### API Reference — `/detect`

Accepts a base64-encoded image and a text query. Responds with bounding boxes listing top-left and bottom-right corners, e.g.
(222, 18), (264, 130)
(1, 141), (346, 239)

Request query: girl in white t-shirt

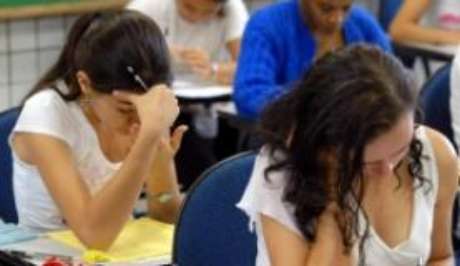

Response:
(10, 10), (185, 250)
(128, 0), (248, 85)
(237, 45), (459, 265)
(390, 0), (460, 44)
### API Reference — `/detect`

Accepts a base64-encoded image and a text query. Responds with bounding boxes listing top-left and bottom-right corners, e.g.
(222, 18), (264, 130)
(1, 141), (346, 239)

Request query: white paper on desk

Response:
(173, 80), (232, 99)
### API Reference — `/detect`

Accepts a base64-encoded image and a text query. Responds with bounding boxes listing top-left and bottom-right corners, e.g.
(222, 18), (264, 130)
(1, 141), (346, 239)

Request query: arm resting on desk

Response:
(390, 0), (460, 45)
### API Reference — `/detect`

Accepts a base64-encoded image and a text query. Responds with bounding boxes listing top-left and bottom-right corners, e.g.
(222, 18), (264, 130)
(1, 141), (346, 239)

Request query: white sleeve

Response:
(126, 0), (168, 31)
(223, 0), (249, 42)
(450, 47), (460, 148)
(237, 149), (302, 237)
(12, 90), (77, 147)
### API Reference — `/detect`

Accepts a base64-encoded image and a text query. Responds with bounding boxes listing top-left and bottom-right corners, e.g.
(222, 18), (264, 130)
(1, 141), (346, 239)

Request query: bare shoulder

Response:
(423, 126), (458, 193)
(423, 126), (457, 167)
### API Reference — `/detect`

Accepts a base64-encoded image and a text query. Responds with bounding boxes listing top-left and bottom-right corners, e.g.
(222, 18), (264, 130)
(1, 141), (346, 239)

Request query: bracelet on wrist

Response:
(149, 191), (174, 204)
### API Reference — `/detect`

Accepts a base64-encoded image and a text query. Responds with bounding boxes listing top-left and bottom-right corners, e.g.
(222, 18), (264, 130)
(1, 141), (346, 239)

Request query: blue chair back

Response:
(378, 0), (403, 31)
(0, 107), (20, 223)
(420, 63), (457, 152)
(173, 151), (257, 266)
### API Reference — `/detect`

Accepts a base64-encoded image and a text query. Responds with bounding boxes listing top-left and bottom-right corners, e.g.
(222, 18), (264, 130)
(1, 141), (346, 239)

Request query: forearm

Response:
(304, 238), (355, 266)
(305, 208), (356, 266)
(146, 158), (182, 223)
(77, 131), (161, 249)
(427, 256), (455, 266)
(390, 24), (460, 45)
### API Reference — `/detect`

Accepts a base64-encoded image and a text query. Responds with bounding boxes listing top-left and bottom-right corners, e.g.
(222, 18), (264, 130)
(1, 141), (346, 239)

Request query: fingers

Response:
(180, 48), (209, 66)
(191, 65), (211, 78)
(180, 47), (206, 58)
(170, 125), (188, 154)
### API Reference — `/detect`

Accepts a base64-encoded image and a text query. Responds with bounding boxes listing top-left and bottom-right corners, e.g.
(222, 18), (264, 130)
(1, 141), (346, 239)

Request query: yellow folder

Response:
(48, 218), (174, 263)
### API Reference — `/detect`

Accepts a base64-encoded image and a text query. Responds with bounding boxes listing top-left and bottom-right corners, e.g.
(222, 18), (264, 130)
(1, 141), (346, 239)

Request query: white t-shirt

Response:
(450, 47), (460, 149)
(237, 127), (439, 266)
(10, 90), (121, 232)
(127, 0), (248, 62)
(421, 0), (460, 30)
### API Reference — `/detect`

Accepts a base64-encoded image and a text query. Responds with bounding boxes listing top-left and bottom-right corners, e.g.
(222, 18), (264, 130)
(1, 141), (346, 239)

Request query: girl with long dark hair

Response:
(10, 10), (184, 250)
(238, 45), (458, 265)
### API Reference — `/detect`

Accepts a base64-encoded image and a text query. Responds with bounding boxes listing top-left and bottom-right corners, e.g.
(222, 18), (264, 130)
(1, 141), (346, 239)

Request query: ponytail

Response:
(22, 13), (100, 103)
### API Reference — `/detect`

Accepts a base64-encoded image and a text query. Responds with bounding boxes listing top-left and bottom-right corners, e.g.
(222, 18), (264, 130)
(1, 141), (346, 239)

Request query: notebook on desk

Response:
(48, 218), (173, 264)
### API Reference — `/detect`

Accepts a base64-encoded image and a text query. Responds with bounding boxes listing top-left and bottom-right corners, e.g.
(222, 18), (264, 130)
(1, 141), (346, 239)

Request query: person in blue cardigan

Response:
(234, 0), (392, 120)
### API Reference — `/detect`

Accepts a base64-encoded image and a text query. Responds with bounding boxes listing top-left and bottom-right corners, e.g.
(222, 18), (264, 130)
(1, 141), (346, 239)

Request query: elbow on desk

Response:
(148, 196), (183, 224)
(388, 24), (407, 43)
(71, 223), (120, 251)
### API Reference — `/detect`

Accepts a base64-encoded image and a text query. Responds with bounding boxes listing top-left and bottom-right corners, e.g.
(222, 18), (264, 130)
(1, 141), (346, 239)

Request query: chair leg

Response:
(422, 57), (432, 79)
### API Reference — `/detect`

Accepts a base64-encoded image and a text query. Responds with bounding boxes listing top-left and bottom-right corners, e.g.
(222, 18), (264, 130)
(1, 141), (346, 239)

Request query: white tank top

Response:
(237, 127), (439, 266)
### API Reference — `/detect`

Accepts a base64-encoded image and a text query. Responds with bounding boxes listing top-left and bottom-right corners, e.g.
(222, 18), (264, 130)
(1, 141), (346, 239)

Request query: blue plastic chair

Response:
(419, 63), (457, 152)
(173, 151), (257, 266)
(0, 107), (20, 223)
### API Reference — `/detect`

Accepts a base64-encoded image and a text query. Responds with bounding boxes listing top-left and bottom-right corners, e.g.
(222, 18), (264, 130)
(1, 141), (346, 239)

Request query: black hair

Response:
(259, 44), (428, 265)
(24, 9), (171, 102)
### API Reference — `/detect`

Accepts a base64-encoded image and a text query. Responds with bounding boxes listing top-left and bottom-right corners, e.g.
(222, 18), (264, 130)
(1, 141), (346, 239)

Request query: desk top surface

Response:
(1, 237), (171, 265)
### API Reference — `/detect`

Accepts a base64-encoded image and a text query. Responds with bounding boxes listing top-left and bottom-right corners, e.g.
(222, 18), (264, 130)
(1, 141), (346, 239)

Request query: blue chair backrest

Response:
(0, 107), (20, 223)
(378, 0), (403, 31)
(420, 63), (458, 152)
(173, 151), (257, 266)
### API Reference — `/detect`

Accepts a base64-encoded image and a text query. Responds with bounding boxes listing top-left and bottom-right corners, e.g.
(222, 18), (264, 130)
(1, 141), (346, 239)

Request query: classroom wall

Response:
(0, 16), (78, 111)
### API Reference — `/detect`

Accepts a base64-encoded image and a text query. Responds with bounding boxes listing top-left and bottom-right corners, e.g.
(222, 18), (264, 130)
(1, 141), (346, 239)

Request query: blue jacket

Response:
(234, 0), (392, 120)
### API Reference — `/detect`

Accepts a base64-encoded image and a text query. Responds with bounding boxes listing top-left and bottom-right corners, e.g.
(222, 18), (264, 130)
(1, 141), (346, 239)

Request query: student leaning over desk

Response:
(233, 0), (392, 121)
(127, 0), (248, 85)
(237, 45), (458, 265)
(127, 0), (249, 191)
(9, 10), (185, 250)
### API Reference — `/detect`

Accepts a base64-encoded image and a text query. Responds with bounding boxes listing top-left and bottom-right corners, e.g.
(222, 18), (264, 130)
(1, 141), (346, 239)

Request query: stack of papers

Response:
(48, 218), (174, 263)
(173, 80), (232, 99)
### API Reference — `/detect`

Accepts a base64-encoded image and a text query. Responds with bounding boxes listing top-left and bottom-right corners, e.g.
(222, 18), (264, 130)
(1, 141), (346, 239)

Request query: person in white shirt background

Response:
(128, 0), (248, 85)
(10, 10), (185, 250)
(127, 0), (249, 190)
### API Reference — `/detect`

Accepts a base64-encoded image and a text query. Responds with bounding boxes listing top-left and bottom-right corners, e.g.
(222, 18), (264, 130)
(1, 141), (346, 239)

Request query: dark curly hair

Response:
(259, 44), (428, 264)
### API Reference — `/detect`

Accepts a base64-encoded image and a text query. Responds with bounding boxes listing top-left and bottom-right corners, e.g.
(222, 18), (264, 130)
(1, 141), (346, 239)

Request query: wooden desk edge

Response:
(0, 0), (129, 21)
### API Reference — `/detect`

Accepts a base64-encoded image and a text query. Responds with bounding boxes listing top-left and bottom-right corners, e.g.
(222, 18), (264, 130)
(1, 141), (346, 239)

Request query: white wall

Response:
(0, 15), (79, 112)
